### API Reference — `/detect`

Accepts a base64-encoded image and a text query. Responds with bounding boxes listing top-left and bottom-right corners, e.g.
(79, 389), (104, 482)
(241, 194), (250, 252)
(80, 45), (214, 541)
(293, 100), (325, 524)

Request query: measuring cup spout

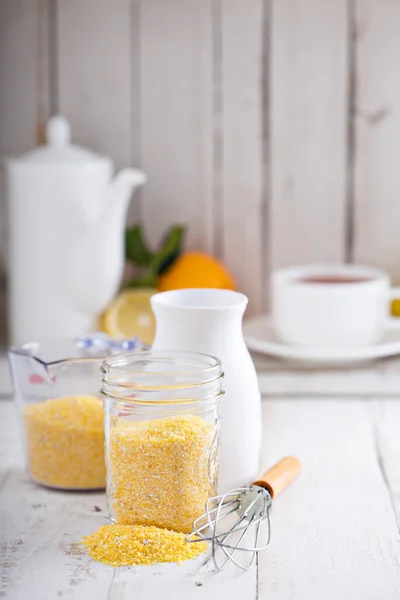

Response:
(8, 346), (57, 387)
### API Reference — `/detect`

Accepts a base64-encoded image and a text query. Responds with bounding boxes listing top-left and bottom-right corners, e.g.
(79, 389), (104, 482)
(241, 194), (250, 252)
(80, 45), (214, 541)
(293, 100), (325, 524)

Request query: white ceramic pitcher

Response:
(151, 288), (262, 492)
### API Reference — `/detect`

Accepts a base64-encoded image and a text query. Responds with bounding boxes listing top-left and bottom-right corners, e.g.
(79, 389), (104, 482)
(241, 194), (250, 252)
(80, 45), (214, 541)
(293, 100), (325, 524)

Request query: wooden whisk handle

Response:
(253, 457), (301, 499)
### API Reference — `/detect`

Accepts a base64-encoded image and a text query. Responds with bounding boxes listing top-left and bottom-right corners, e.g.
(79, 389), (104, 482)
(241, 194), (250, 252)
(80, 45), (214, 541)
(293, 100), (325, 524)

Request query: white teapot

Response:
(6, 116), (146, 344)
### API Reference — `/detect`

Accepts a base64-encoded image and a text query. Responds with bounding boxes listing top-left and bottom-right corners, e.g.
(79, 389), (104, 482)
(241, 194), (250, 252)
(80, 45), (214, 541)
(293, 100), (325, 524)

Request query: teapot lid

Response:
(13, 115), (111, 167)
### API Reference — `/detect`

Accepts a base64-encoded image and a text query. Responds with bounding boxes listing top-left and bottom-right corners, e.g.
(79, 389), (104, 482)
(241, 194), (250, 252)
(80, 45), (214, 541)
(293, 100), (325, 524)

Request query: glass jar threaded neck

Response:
(101, 350), (224, 406)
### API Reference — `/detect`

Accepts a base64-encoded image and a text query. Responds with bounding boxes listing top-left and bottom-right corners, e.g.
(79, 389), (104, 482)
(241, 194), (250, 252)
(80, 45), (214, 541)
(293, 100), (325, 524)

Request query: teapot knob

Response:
(46, 115), (71, 148)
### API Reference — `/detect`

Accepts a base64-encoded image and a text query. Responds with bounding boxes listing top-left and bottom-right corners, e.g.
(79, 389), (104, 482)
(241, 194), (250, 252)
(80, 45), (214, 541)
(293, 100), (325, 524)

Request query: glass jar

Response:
(8, 335), (145, 490)
(101, 351), (224, 534)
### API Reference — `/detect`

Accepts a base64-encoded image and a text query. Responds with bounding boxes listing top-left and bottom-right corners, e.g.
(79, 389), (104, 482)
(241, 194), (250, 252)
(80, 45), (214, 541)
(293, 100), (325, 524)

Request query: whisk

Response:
(186, 457), (301, 571)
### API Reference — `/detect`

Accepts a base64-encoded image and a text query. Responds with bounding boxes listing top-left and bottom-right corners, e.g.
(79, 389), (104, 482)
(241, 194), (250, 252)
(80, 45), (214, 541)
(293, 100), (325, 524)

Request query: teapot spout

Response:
(68, 167), (147, 317)
(102, 167), (147, 233)
(108, 168), (147, 209)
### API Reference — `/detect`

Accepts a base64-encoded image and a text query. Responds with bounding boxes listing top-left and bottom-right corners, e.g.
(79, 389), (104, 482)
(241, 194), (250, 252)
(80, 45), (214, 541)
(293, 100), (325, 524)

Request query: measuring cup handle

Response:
(253, 457), (302, 499)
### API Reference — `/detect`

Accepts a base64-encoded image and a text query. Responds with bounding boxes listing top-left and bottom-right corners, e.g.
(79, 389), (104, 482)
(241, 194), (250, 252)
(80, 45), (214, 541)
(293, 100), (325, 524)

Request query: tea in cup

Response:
(271, 264), (400, 348)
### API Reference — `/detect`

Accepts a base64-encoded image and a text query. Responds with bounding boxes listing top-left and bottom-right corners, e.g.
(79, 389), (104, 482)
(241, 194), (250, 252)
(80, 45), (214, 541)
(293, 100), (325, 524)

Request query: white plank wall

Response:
(0, 0), (50, 338)
(4, 0), (400, 324)
(354, 0), (400, 282)
(0, 0), (48, 155)
(139, 0), (214, 254)
(269, 0), (349, 270)
(220, 0), (265, 314)
(57, 0), (132, 171)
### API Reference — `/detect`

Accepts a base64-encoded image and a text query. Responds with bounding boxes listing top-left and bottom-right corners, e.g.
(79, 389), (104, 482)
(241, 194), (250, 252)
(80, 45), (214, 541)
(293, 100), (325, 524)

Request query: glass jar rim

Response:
(102, 350), (221, 380)
(101, 350), (224, 402)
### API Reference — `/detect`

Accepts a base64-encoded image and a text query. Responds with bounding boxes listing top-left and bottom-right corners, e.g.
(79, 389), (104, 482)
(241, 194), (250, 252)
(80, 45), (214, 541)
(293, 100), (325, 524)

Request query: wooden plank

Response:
(57, 0), (132, 172)
(3, 393), (400, 598)
(220, 0), (265, 315)
(139, 0), (214, 253)
(0, 402), (113, 599)
(0, 399), (257, 599)
(5, 345), (400, 401)
(0, 0), (47, 155)
(0, 354), (12, 398)
(0, 487), (113, 599)
(1, 474), (257, 600)
(255, 357), (400, 397)
(371, 399), (400, 526)
(269, 0), (349, 271)
(128, 0), (143, 225)
(111, 561), (256, 600)
(0, 402), (22, 469)
(353, 0), (400, 280)
(258, 398), (400, 599)
(0, 0), (50, 340)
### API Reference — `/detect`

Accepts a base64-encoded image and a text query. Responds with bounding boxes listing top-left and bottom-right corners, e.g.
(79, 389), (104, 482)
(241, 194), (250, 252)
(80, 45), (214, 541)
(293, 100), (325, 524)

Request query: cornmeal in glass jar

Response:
(109, 415), (215, 533)
(23, 395), (105, 489)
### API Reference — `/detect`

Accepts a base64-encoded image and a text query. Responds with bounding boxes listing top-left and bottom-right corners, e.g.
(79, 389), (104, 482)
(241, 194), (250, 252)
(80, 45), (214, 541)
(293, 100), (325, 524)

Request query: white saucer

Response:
(243, 315), (400, 365)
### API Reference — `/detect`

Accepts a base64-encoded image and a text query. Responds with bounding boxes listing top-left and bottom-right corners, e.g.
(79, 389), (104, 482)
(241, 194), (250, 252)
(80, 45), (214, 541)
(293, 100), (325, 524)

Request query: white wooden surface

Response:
(2, 367), (400, 599)
(6, 351), (400, 398)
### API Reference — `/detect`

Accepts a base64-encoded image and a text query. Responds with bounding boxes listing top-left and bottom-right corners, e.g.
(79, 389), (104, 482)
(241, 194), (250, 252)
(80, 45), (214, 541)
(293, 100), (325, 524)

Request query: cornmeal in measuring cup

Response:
(23, 395), (105, 489)
(109, 415), (214, 533)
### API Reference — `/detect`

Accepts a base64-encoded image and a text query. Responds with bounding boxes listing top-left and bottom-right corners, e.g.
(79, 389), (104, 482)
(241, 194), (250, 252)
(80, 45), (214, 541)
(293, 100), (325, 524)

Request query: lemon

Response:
(391, 298), (400, 317)
(101, 289), (156, 345)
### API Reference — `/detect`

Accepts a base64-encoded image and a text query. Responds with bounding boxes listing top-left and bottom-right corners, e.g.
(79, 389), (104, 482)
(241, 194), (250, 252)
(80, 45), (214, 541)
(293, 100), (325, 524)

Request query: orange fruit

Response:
(157, 251), (235, 292)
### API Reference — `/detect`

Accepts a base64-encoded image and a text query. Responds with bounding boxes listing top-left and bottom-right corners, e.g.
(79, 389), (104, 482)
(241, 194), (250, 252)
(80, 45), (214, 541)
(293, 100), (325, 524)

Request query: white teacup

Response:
(271, 264), (400, 348)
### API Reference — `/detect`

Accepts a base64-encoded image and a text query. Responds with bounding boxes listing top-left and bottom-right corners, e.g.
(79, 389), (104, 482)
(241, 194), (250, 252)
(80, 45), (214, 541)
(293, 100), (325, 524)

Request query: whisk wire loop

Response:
(186, 457), (301, 571)
(187, 485), (272, 571)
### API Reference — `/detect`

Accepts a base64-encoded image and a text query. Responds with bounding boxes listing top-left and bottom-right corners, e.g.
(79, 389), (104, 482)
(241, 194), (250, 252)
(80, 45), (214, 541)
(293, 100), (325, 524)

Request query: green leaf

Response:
(150, 225), (186, 275)
(125, 224), (153, 266)
(124, 224), (186, 290)
(126, 271), (158, 288)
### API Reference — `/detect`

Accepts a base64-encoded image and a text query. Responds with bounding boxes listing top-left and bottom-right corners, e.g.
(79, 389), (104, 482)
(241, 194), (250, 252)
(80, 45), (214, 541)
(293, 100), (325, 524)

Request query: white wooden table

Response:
(1, 359), (400, 599)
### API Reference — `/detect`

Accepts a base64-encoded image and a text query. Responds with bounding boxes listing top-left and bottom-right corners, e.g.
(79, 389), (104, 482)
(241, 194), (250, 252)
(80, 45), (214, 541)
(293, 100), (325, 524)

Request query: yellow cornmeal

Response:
(109, 415), (214, 533)
(23, 395), (105, 489)
(82, 524), (207, 566)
